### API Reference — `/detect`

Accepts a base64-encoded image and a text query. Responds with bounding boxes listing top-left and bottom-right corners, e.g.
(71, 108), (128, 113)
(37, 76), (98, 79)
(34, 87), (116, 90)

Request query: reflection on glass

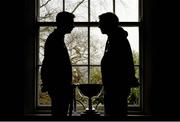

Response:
(65, 27), (88, 65)
(91, 0), (113, 22)
(90, 66), (102, 84)
(72, 66), (88, 84)
(39, 0), (63, 22)
(90, 27), (107, 65)
(65, 0), (88, 22)
(115, 0), (139, 22)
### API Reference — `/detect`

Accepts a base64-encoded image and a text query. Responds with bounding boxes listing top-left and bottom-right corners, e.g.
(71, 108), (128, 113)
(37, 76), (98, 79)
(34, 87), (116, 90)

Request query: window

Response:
(36, 0), (142, 113)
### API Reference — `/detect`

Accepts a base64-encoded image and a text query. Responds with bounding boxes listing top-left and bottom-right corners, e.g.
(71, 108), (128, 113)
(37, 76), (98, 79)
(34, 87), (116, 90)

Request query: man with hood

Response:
(98, 12), (138, 118)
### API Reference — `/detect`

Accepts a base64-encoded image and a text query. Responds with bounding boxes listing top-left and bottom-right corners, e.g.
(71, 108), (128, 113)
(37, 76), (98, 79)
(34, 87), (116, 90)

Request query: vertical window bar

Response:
(113, 0), (115, 13)
(36, 0), (40, 21)
(63, 0), (65, 11)
(88, 27), (90, 83)
(88, 0), (90, 22)
(35, 0), (40, 109)
(139, 0), (143, 22)
(139, 0), (143, 110)
(88, 0), (90, 83)
(35, 25), (40, 109)
(139, 0), (143, 109)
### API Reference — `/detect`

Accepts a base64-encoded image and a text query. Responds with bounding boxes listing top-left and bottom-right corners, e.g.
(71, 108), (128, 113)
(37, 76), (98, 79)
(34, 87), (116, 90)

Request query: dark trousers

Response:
(104, 88), (130, 118)
(48, 86), (73, 118)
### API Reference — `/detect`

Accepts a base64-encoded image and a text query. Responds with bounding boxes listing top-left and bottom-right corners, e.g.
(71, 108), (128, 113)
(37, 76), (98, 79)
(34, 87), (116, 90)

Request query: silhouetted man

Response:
(40, 11), (75, 118)
(99, 12), (138, 118)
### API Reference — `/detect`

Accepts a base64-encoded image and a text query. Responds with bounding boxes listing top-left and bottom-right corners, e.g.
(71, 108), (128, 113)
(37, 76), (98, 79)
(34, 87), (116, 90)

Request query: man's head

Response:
(56, 11), (75, 33)
(98, 12), (119, 34)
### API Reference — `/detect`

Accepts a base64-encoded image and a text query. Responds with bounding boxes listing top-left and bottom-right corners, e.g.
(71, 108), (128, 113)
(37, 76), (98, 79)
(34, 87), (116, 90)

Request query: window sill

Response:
(24, 111), (151, 121)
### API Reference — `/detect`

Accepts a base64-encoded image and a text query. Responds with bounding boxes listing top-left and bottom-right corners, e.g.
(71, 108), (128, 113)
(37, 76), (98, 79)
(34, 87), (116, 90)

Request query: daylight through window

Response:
(36, 0), (142, 112)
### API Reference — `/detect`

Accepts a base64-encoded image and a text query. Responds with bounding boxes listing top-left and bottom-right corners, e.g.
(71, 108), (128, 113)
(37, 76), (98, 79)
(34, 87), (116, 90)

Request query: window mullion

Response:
(63, 0), (65, 11)
(88, 0), (90, 83)
(113, 0), (115, 13)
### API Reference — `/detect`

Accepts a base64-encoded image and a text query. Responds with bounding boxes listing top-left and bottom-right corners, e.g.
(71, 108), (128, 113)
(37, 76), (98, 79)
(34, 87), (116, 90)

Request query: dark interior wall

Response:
(140, 0), (180, 118)
(24, 0), (36, 115)
(151, 1), (180, 119)
(0, 0), (24, 118)
(0, 0), (35, 119)
(1, 0), (180, 120)
(142, 0), (152, 115)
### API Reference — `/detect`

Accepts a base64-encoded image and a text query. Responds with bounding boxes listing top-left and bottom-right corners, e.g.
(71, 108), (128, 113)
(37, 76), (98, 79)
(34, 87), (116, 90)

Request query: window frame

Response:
(34, 0), (143, 114)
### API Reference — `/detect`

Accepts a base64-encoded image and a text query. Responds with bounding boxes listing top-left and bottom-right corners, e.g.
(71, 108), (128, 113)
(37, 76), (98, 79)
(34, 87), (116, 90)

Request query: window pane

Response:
(37, 66), (51, 106)
(90, 66), (102, 84)
(128, 66), (140, 105)
(123, 27), (139, 65)
(65, 0), (88, 22)
(72, 66), (88, 84)
(38, 66), (89, 106)
(115, 0), (139, 22)
(39, 27), (88, 65)
(91, 0), (113, 22)
(128, 87), (140, 105)
(90, 27), (107, 65)
(65, 27), (88, 65)
(39, 27), (55, 65)
(39, 0), (63, 22)
(90, 27), (139, 65)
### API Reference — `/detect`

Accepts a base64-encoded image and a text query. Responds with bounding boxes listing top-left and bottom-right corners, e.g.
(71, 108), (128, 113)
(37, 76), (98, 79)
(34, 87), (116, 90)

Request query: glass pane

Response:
(72, 66), (88, 84)
(65, 27), (88, 65)
(90, 66), (104, 113)
(128, 66), (140, 105)
(135, 65), (139, 80)
(128, 87), (140, 105)
(115, 0), (139, 22)
(39, 0), (63, 22)
(39, 27), (88, 65)
(91, 0), (113, 22)
(90, 66), (102, 84)
(37, 66), (51, 106)
(65, 0), (88, 22)
(90, 27), (139, 65)
(90, 27), (107, 65)
(123, 27), (139, 61)
(38, 66), (89, 106)
(39, 27), (55, 65)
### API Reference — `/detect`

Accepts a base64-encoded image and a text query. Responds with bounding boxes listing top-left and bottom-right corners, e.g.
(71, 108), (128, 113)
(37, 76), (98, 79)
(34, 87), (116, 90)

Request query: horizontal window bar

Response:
(37, 22), (141, 27)
(37, 64), (140, 67)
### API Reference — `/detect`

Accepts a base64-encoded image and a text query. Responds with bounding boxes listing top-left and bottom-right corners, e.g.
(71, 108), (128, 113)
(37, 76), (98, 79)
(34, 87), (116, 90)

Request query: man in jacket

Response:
(99, 12), (138, 118)
(41, 11), (75, 118)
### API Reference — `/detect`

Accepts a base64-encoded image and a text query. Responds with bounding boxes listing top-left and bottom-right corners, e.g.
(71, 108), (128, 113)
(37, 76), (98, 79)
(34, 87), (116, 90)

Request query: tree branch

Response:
(71, 0), (85, 13)
(40, 0), (52, 8)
